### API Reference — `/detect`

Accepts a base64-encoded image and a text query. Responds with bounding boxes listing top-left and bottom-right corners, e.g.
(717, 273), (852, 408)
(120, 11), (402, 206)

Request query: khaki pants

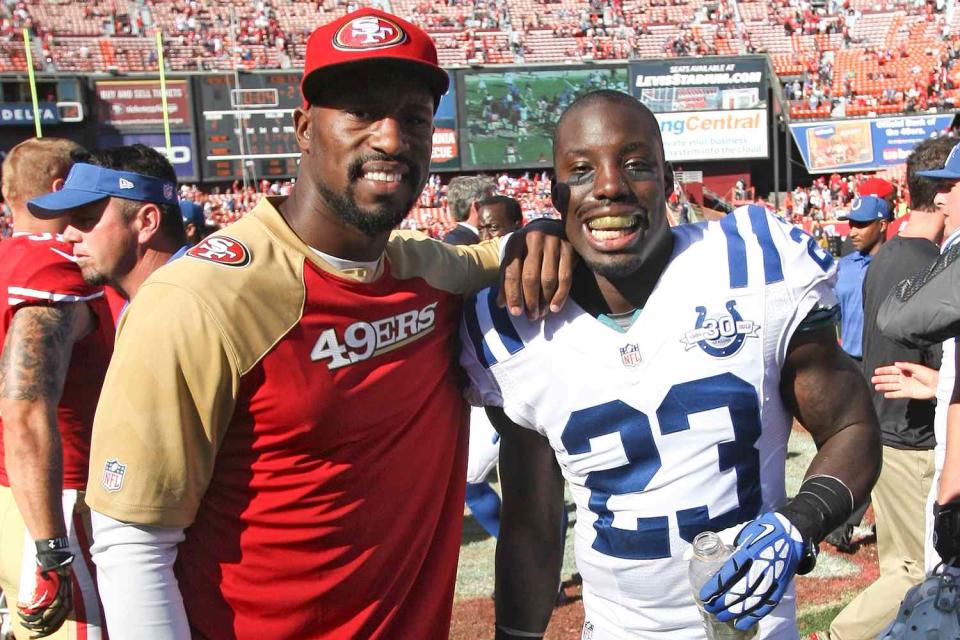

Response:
(0, 485), (104, 640)
(828, 446), (934, 640)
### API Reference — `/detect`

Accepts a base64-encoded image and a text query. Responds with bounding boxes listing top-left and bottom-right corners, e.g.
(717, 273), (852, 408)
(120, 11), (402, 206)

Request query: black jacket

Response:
(443, 223), (480, 246)
(878, 240), (960, 349)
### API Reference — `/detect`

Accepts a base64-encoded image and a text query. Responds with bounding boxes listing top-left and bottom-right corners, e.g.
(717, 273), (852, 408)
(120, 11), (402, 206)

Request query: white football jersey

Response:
(460, 207), (837, 639)
(467, 405), (501, 484)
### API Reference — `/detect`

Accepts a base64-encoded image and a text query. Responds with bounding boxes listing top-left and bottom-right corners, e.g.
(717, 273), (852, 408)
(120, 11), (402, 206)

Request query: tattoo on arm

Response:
(0, 305), (78, 403)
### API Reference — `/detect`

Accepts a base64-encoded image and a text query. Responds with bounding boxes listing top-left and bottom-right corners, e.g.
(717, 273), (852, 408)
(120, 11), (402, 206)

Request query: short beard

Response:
(584, 254), (646, 280)
(317, 154), (420, 238)
(79, 266), (109, 287)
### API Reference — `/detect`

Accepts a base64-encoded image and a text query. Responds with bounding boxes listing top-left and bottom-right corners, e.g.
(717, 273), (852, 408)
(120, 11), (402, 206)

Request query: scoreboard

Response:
(196, 73), (302, 181)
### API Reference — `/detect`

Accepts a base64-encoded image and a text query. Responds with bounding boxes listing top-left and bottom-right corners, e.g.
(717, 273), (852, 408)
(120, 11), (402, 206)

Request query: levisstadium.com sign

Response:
(629, 57), (769, 162)
(630, 57), (768, 113)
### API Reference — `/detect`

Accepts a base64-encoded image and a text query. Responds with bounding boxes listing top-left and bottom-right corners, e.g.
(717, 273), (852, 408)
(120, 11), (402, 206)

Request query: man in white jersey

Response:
(460, 91), (882, 639)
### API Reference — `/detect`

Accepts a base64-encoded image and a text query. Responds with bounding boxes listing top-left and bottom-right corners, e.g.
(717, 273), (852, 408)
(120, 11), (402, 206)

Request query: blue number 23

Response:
(560, 373), (762, 560)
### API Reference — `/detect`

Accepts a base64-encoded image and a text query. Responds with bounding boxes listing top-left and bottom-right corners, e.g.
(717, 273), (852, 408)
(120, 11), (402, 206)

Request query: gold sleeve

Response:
(85, 282), (240, 528)
(387, 231), (501, 295)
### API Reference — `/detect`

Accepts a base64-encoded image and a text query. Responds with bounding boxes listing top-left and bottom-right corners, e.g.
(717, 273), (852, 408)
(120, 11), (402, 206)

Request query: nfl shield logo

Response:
(101, 458), (127, 492)
(619, 343), (642, 368)
(163, 183), (175, 201)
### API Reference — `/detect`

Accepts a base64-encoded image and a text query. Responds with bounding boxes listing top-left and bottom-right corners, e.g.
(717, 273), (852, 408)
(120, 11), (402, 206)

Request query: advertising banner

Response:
(431, 72), (459, 171)
(789, 114), (956, 173)
(459, 65), (629, 170)
(0, 102), (60, 126)
(657, 109), (768, 162)
(627, 58), (769, 162)
(94, 79), (193, 128)
(630, 57), (767, 113)
(98, 131), (199, 181)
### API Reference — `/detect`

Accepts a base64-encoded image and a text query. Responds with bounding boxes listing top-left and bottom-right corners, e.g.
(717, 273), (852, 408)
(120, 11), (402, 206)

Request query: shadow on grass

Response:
(824, 528), (877, 556)
(462, 516), (493, 545)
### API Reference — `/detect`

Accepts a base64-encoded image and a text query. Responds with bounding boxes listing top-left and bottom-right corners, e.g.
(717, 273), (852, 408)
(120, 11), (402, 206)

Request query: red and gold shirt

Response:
(87, 198), (502, 639)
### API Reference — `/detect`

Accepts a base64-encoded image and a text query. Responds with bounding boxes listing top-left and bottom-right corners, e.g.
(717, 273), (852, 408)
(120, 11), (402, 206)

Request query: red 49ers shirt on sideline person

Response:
(0, 232), (114, 489)
(85, 197), (503, 639)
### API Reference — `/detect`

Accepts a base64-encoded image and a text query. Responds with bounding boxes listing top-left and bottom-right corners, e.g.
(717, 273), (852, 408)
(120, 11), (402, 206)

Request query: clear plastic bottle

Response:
(688, 531), (759, 640)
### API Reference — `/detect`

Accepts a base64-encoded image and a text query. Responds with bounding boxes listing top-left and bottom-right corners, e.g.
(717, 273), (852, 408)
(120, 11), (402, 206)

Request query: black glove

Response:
(934, 500), (960, 567)
(17, 538), (73, 639)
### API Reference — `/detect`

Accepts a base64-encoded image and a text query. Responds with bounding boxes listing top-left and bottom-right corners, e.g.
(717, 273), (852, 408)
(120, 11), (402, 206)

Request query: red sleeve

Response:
(7, 240), (103, 311)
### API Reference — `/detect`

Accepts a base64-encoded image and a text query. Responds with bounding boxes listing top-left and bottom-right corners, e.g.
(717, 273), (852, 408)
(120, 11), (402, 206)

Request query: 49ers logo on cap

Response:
(334, 15), (407, 50)
(187, 236), (251, 268)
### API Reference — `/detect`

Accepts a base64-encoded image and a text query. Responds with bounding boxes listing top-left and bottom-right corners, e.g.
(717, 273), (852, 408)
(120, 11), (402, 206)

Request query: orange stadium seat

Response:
(0, 0), (952, 120)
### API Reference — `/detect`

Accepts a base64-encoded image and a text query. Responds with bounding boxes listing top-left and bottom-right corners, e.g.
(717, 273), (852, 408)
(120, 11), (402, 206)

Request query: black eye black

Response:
(567, 166), (593, 184)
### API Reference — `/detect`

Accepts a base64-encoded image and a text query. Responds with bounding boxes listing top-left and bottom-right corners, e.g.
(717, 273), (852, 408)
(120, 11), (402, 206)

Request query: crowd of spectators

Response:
(3, 0), (959, 123)
(784, 172), (899, 221)
(0, 165), (929, 243)
(784, 32), (960, 117)
(164, 171), (558, 240)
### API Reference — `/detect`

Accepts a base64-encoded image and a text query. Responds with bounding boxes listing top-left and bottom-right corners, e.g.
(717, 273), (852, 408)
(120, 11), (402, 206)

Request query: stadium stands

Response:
(166, 165), (899, 240)
(171, 170), (556, 238)
(1, 0), (958, 120)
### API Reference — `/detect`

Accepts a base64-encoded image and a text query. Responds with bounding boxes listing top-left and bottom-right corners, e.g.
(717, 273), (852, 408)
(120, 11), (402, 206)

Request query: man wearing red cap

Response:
(859, 177), (904, 239)
(84, 8), (571, 640)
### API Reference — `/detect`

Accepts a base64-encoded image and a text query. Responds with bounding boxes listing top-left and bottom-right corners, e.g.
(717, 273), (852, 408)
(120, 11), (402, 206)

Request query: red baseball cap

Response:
(301, 8), (449, 108)
(858, 177), (894, 200)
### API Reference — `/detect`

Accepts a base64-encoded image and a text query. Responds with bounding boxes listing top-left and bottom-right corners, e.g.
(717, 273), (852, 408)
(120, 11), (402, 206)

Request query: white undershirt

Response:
(308, 247), (381, 273)
(91, 511), (189, 639)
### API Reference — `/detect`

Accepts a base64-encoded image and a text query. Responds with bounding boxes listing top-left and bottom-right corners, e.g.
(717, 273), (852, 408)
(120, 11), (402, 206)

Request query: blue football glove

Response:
(699, 512), (806, 631)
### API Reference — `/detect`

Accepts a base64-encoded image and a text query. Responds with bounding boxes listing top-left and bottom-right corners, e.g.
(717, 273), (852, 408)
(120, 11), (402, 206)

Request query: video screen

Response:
(460, 66), (629, 170)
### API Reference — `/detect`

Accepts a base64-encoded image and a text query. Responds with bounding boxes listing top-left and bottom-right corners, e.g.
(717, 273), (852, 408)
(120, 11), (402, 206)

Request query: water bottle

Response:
(688, 531), (758, 640)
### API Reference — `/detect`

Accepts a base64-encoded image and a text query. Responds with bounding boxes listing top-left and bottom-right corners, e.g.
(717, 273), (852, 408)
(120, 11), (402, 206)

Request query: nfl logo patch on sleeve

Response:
(101, 458), (127, 492)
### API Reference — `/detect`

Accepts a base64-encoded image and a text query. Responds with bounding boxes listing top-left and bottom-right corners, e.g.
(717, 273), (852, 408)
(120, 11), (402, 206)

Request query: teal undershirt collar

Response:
(596, 308), (643, 333)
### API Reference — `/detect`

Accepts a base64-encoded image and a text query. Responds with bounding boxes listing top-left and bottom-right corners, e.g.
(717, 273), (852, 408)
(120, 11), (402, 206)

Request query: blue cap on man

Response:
(27, 163), (178, 218)
(916, 142), (960, 180)
(179, 200), (205, 229)
(839, 195), (892, 223)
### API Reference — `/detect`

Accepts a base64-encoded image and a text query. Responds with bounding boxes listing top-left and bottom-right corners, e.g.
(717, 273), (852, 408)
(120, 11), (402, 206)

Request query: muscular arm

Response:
(780, 325), (882, 524)
(0, 303), (93, 539)
(487, 407), (566, 640)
